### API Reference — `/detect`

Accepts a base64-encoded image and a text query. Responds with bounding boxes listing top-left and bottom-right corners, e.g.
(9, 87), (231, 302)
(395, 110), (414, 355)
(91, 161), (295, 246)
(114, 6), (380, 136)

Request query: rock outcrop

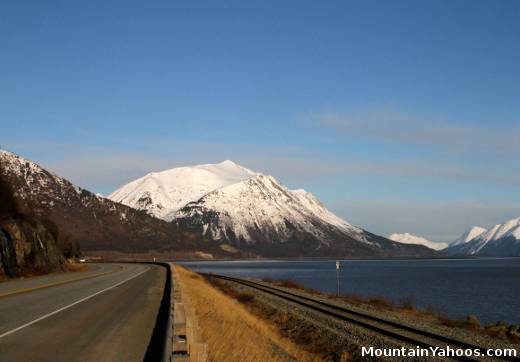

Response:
(0, 167), (71, 278)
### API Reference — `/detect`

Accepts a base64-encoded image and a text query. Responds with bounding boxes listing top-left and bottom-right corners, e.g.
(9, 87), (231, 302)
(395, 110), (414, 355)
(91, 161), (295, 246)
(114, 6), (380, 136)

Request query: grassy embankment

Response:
(175, 265), (317, 362)
(208, 277), (353, 361)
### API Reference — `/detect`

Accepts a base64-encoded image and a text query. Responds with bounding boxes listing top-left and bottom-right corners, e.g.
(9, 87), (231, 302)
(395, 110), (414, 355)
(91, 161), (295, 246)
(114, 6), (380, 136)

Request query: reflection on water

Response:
(181, 258), (520, 324)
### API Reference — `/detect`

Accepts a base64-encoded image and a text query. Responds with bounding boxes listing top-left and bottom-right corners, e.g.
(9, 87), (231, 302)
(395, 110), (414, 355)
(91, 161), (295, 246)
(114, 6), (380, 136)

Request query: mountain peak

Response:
(109, 160), (373, 247)
(479, 216), (520, 244)
(450, 226), (487, 246)
(106, 159), (437, 256)
(108, 160), (258, 220)
(219, 159), (237, 165)
(388, 232), (448, 251)
(445, 216), (520, 256)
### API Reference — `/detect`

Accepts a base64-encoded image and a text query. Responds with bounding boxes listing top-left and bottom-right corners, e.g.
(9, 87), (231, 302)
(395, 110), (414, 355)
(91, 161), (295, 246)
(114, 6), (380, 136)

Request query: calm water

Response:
(181, 258), (520, 324)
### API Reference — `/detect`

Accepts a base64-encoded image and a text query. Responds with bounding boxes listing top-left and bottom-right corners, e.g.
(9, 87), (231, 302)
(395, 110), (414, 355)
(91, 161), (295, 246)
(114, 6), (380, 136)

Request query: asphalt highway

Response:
(0, 263), (165, 362)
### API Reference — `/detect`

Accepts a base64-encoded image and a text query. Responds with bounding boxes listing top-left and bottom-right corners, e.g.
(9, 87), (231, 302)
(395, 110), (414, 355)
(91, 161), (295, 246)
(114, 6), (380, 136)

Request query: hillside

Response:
(0, 150), (236, 259)
(0, 170), (69, 277)
(445, 217), (520, 256)
(449, 226), (487, 247)
(111, 161), (435, 258)
(388, 233), (448, 251)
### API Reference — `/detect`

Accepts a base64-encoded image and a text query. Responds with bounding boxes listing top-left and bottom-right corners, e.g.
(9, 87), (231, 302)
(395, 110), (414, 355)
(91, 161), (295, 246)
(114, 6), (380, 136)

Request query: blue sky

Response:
(1, 0), (519, 242)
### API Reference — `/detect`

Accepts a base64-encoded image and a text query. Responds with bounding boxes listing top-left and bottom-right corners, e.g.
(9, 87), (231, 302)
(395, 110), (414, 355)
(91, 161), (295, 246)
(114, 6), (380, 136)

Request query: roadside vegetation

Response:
(203, 274), (519, 361)
(175, 266), (317, 362)
(207, 277), (352, 361)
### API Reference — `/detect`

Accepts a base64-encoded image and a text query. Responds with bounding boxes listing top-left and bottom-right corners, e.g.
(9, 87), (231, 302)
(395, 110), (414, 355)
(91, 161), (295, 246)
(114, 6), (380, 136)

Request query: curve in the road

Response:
(0, 266), (148, 339)
(0, 263), (166, 362)
(0, 267), (118, 298)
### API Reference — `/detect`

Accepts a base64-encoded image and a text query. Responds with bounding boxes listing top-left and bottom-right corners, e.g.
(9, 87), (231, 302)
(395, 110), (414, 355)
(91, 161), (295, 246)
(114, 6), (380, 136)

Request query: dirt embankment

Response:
(175, 265), (317, 361)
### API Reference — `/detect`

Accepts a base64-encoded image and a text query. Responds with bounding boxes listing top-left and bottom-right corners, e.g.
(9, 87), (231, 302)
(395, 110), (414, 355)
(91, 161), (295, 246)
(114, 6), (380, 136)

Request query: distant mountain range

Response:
(109, 160), (434, 257)
(388, 233), (448, 250)
(5, 149), (517, 258)
(449, 226), (487, 246)
(445, 218), (520, 256)
(390, 221), (520, 256)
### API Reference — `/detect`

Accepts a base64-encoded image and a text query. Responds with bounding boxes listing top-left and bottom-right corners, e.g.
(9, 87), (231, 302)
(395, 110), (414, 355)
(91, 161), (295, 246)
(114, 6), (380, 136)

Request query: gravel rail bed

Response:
(263, 280), (519, 354)
(205, 274), (519, 362)
(207, 276), (437, 361)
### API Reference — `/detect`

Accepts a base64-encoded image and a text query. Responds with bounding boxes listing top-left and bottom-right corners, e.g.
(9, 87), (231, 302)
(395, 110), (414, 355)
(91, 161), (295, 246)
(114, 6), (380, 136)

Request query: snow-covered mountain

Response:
(449, 226), (487, 246)
(108, 160), (258, 221)
(175, 173), (366, 245)
(110, 161), (434, 257)
(388, 233), (448, 251)
(0, 149), (224, 257)
(445, 217), (520, 256)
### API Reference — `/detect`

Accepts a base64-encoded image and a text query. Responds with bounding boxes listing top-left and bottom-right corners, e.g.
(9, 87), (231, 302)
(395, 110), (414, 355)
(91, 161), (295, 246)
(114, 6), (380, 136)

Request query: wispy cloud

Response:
(4, 135), (519, 196)
(332, 199), (520, 242)
(42, 154), (180, 194)
(3, 140), (322, 193)
(4, 136), (519, 242)
(318, 107), (520, 155)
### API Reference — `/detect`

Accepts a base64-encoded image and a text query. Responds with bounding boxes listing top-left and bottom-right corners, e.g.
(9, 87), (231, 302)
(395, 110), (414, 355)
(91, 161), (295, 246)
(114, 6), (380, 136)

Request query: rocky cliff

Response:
(0, 171), (72, 278)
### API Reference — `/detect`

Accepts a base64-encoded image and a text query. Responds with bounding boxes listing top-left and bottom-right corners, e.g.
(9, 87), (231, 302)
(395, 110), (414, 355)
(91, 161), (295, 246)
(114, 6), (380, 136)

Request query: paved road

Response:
(0, 263), (113, 295)
(0, 263), (166, 362)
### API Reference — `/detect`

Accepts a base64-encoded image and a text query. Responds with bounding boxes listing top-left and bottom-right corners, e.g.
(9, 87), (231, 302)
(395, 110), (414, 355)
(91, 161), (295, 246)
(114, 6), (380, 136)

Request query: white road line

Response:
(0, 266), (150, 339)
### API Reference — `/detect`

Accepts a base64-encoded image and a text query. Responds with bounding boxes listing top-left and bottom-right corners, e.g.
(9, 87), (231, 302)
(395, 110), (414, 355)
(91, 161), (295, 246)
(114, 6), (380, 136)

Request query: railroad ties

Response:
(204, 273), (519, 362)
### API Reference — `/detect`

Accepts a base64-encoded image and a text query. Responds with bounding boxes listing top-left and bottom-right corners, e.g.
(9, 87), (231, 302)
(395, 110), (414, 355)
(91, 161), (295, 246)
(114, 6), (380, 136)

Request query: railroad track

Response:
(203, 273), (518, 362)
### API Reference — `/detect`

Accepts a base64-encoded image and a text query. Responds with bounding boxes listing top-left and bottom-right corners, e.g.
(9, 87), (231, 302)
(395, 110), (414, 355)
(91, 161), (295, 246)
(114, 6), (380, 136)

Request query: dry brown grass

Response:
(209, 277), (352, 361)
(175, 265), (317, 362)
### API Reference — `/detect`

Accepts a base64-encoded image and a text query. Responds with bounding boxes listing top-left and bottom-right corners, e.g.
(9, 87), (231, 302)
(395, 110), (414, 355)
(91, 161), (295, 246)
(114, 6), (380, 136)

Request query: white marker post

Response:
(336, 260), (341, 297)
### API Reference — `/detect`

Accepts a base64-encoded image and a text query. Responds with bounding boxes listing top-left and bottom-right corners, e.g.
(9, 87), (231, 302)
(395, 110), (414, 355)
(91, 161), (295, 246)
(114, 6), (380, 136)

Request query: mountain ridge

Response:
(450, 226), (487, 246)
(111, 160), (435, 257)
(0, 150), (233, 258)
(445, 217), (520, 256)
(108, 160), (258, 221)
(388, 232), (448, 251)
(1, 150), (435, 258)
(0, 168), (70, 277)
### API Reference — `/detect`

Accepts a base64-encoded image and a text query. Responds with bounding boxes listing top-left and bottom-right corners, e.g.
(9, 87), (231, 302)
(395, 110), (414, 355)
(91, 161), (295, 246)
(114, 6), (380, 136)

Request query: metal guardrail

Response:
(171, 264), (208, 362)
(110, 261), (205, 361)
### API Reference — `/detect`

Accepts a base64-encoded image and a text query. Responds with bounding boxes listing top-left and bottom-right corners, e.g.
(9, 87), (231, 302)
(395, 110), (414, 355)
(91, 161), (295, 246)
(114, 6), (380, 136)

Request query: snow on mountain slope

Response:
(290, 188), (359, 235)
(445, 216), (520, 256)
(110, 160), (435, 256)
(0, 149), (66, 195)
(174, 174), (367, 245)
(479, 217), (520, 243)
(466, 217), (520, 254)
(110, 160), (368, 244)
(0, 149), (222, 256)
(388, 233), (448, 250)
(108, 160), (257, 220)
(0, 150), (433, 257)
(450, 226), (487, 246)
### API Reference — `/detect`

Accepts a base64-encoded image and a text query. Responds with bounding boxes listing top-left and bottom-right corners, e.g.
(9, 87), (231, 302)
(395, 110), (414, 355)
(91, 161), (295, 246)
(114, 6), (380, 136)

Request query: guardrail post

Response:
(170, 264), (208, 362)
